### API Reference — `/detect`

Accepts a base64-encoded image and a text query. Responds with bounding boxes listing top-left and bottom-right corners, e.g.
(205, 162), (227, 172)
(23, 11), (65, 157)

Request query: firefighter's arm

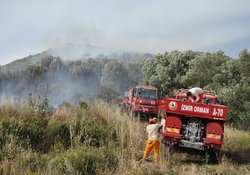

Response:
(189, 96), (195, 103)
(194, 93), (199, 103)
(158, 125), (163, 133)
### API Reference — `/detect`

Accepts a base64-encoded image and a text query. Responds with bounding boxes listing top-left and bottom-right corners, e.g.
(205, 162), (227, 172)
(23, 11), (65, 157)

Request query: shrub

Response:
(80, 120), (113, 147)
(48, 146), (117, 175)
(0, 118), (19, 149)
(17, 117), (45, 151)
(45, 120), (71, 152)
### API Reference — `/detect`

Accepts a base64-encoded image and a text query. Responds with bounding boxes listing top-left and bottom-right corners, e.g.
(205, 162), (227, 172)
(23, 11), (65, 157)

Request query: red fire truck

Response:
(158, 89), (227, 163)
(122, 85), (158, 119)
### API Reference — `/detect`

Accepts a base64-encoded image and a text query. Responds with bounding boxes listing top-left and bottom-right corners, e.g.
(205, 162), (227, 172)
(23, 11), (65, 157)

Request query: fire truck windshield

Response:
(136, 88), (158, 100)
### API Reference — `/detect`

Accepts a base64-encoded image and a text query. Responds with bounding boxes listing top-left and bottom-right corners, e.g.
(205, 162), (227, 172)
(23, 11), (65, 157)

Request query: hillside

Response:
(46, 43), (154, 61)
(0, 101), (249, 174)
(0, 52), (49, 74)
(0, 44), (154, 74)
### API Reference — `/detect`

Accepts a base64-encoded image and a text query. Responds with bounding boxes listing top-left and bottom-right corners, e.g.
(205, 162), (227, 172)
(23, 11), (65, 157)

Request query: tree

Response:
(101, 60), (131, 93)
(142, 50), (197, 93)
(212, 59), (241, 88)
(184, 51), (230, 87)
(239, 49), (250, 83)
(124, 61), (144, 85)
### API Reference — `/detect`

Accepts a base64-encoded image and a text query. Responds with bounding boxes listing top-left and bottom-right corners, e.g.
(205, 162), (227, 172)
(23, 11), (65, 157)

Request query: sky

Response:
(0, 0), (250, 65)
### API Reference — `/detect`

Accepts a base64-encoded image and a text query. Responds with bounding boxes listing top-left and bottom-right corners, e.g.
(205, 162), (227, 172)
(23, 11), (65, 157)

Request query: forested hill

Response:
(0, 49), (249, 129)
(0, 56), (142, 106)
(0, 44), (154, 74)
(0, 52), (48, 74)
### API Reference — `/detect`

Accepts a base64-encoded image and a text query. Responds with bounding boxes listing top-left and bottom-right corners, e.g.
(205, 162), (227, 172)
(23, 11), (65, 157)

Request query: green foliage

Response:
(212, 59), (241, 87)
(101, 60), (131, 92)
(0, 117), (45, 152)
(184, 51), (230, 87)
(80, 120), (113, 147)
(124, 61), (144, 85)
(15, 151), (47, 173)
(142, 50), (198, 93)
(239, 49), (250, 79)
(0, 118), (19, 141)
(45, 120), (71, 151)
(48, 146), (117, 175)
(17, 117), (45, 151)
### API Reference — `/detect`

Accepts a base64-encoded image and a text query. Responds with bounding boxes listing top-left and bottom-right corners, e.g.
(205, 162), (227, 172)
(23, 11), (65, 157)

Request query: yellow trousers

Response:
(143, 140), (160, 163)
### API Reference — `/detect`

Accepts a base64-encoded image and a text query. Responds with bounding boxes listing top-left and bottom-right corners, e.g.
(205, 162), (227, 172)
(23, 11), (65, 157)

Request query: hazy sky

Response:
(0, 0), (250, 65)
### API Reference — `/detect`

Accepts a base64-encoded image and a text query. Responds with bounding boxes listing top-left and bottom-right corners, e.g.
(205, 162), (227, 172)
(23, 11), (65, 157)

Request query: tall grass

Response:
(0, 101), (249, 174)
(91, 101), (147, 174)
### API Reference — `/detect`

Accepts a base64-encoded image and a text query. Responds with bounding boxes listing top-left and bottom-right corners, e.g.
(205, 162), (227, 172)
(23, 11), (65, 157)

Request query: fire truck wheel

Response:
(204, 149), (220, 164)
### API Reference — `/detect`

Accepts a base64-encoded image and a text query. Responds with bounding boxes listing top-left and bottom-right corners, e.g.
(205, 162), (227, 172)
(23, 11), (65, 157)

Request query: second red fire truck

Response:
(122, 85), (159, 119)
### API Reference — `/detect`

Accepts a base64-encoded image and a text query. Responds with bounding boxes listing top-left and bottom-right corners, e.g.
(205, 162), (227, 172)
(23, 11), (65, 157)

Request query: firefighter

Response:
(186, 87), (204, 103)
(143, 117), (163, 163)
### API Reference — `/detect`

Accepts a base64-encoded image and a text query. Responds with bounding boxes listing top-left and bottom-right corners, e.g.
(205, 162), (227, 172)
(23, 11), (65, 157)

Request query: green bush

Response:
(0, 118), (19, 149)
(45, 120), (71, 152)
(80, 120), (114, 147)
(48, 146), (117, 175)
(17, 117), (45, 151)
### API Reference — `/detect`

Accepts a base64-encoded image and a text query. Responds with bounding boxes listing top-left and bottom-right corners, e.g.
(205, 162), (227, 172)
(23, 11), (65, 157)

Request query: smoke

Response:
(0, 58), (102, 107)
(0, 52), (146, 107)
(44, 70), (100, 106)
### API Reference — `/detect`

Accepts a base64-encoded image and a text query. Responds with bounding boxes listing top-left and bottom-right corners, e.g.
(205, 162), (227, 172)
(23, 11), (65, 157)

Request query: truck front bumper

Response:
(132, 105), (158, 114)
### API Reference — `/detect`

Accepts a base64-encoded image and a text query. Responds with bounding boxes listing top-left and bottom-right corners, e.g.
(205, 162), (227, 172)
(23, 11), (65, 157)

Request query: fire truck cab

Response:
(122, 85), (158, 119)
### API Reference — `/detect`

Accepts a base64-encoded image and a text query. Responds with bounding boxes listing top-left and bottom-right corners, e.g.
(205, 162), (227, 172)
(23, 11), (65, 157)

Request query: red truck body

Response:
(158, 89), (228, 163)
(122, 85), (158, 118)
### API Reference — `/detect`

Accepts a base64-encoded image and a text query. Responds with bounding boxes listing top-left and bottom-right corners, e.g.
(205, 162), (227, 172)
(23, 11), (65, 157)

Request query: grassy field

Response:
(0, 101), (249, 174)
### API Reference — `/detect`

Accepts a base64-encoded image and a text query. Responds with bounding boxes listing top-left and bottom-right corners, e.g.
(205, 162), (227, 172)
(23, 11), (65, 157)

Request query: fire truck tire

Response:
(205, 149), (220, 164)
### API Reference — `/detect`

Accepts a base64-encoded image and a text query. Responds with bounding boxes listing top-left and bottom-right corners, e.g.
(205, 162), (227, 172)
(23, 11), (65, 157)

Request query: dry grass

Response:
(52, 103), (76, 123)
(0, 101), (249, 174)
(91, 101), (146, 160)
